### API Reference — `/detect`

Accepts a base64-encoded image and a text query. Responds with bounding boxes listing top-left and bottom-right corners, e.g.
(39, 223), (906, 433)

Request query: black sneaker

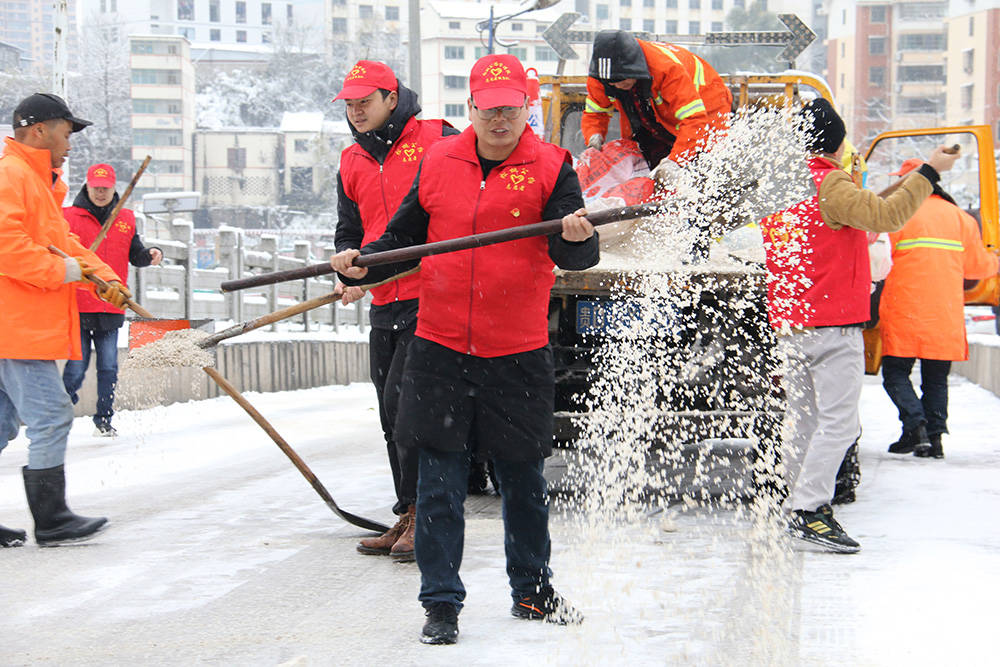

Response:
(512, 586), (583, 625)
(1, 524), (27, 548)
(916, 433), (944, 459)
(420, 602), (459, 645)
(788, 504), (860, 554)
(888, 425), (928, 454)
(93, 423), (118, 438)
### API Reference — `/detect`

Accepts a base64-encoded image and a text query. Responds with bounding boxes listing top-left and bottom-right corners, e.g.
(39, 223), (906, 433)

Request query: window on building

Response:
(209, 0), (220, 22)
(841, 42), (845, 57)
(643, 19), (655, 32)
(177, 0), (193, 20)
(474, 46), (489, 58)
(968, 16), (974, 36)
(236, 1), (246, 24)
(359, 5), (373, 19)
(449, 21), (460, 29)
(444, 75), (465, 89)
(178, 27), (194, 40)
(596, 4), (608, 20)
(535, 45), (559, 61)
(689, 21), (700, 35)
(898, 33), (945, 51)
(870, 6), (887, 23)
(869, 36), (885, 55)
(690, 0), (700, 8)
(840, 73), (845, 88)
(262, 3), (271, 25)
(444, 103), (466, 117)
(666, 20), (677, 33)
(667, 0), (678, 8)
(294, 139), (309, 153)
(133, 129), (183, 146)
(711, 21), (722, 32)
(511, 23), (523, 31)
(899, 3), (946, 20)
(100, 0), (105, 11)
(332, 18), (346, 33)
(262, 32), (271, 44)
(131, 69), (182, 85)
(386, 6), (399, 20)
(444, 45), (464, 59)
(236, 30), (247, 43)
(645, 0), (655, 7)
(228, 148), (247, 169)
(620, 18), (631, 30)
(900, 96), (943, 114)
(897, 64), (945, 82)
(733, 0), (744, 7)
(287, 4), (293, 20)
(111, 0), (117, 10)
(575, 0), (589, 16)
(963, 49), (974, 73)
(868, 66), (885, 86)
(210, 28), (221, 41)
(961, 84), (973, 109)
(503, 47), (524, 59)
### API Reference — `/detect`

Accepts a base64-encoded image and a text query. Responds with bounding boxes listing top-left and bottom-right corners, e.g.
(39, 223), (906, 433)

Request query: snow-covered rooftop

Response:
(280, 111), (324, 133)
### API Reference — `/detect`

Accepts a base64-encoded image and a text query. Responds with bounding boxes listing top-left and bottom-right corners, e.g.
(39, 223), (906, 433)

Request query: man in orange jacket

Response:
(0, 93), (131, 548)
(880, 159), (999, 459)
(582, 30), (732, 168)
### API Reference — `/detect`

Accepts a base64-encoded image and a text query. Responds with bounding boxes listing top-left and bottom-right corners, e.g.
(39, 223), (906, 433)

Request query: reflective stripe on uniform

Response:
(653, 93), (665, 105)
(584, 97), (614, 115)
(675, 98), (706, 119)
(653, 43), (682, 65)
(894, 237), (964, 251)
(693, 58), (706, 89)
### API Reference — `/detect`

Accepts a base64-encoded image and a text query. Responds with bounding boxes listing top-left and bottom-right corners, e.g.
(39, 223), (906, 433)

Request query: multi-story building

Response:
(826, 0), (1000, 146)
(0, 0), (78, 74)
(129, 34), (196, 195)
(0, 39), (22, 71)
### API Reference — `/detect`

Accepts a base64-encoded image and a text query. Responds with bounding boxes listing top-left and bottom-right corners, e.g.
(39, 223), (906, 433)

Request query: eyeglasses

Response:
(472, 104), (523, 120)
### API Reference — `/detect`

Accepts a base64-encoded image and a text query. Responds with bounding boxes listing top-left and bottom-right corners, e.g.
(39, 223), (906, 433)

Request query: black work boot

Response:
(1, 523), (27, 548)
(888, 424), (929, 454)
(23, 465), (108, 546)
(421, 602), (459, 645)
(919, 433), (944, 459)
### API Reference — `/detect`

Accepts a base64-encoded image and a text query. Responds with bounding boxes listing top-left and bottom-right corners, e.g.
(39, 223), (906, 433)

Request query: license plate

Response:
(575, 299), (671, 335)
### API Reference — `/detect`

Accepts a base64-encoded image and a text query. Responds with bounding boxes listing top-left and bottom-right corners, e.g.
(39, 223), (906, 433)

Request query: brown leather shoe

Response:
(357, 512), (407, 555)
(390, 505), (416, 562)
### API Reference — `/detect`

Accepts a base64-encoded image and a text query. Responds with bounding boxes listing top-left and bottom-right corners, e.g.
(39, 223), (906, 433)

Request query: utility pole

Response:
(408, 0), (421, 96)
(53, 0), (70, 177)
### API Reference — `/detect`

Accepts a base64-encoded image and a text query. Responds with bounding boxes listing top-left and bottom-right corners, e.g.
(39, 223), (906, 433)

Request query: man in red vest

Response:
(331, 54), (595, 644)
(62, 163), (162, 437)
(761, 98), (958, 553)
(333, 60), (458, 562)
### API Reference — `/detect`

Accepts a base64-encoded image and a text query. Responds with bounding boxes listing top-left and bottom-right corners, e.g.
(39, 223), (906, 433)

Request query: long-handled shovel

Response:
(220, 203), (663, 292)
(203, 366), (391, 534)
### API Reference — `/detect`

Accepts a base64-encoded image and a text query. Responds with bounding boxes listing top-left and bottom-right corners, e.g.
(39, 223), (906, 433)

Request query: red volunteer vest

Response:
(63, 206), (135, 314)
(415, 127), (570, 357)
(761, 156), (870, 329)
(339, 117), (448, 306)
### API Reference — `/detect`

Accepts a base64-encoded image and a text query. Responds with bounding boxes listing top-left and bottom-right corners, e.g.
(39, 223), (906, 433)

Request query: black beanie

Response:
(798, 98), (846, 154)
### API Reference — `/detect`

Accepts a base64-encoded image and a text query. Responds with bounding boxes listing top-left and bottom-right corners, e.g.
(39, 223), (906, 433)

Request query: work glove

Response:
(651, 157), (681, 188)
(586, 134), (604, 151)
(97, 280), (132, 309)
(64, 258), (97, 284)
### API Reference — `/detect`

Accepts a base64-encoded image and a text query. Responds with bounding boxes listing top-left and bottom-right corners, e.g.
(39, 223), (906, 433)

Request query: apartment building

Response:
(0, 0), (78, 74)
(129, 34), (196, 195)
(827, 0), (1000, 145)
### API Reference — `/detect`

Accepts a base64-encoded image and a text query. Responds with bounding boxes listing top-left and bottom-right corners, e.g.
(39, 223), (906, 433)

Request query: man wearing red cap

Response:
(2, 93), (128, 548)
(62, 163), (162, 437)
(332, 60), (458, 562)
(331, 54), (596, 644)
(879, 158), (999, 459)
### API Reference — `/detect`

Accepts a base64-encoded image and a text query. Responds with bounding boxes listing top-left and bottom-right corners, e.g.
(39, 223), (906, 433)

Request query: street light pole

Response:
(477, 0), (562, 55)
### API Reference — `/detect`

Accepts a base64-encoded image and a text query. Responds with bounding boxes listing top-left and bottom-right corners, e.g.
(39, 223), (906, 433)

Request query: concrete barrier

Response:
(64, 339), (370, 418)
(953, 339), (1000, 397)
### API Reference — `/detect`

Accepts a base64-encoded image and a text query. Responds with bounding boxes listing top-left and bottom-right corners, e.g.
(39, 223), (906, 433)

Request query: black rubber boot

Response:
(888, 424), (929, 454)
(22, 465), (108, 546)
(1, 523), (27, 548)
(421, 602), (459, 645)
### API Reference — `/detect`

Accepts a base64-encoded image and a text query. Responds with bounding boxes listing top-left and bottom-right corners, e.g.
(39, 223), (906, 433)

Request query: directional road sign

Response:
(541, 12), (816, 64)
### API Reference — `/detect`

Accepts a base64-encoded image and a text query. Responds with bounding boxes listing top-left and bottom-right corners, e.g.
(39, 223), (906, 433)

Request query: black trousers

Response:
(370, 323), (417, 514)
(881, 355), (951, 437)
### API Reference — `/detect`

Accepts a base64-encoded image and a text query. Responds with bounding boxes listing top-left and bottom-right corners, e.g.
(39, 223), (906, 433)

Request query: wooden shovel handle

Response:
(48, 244), (156, 319)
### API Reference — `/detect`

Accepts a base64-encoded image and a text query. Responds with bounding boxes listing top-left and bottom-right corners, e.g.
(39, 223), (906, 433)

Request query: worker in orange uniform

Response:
(879, 158), (1000, 459)
(581, 30), (732, 168)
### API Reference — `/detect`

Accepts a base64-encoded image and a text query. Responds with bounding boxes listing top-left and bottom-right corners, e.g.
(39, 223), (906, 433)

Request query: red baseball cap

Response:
(333, 60), (398, 101)
(470, 54), (528, 109)
(86, 163), (116, 188)
(891, 157), (923, 177)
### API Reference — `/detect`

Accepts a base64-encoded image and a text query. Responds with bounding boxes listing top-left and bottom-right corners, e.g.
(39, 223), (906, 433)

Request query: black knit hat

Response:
(798, 98), (846, 155)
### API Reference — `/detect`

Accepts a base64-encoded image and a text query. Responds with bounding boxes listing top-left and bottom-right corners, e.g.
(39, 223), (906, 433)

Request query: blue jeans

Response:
(62, 327), (119, 427)
(0, 359), (74, 469)
(415, 446), (552, 611)
(881, 356), (951, 436)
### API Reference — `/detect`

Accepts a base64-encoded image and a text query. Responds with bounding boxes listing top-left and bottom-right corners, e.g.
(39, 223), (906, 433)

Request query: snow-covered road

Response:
(1, 375), (997, 665)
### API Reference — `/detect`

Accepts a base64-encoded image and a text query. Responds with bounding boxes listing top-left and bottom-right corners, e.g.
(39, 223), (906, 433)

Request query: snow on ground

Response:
(1, 374), (998, 665)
